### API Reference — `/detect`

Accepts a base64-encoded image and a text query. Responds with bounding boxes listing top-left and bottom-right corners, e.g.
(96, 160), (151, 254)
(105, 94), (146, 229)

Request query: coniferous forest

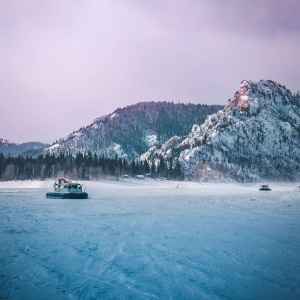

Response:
(48, 102), (223, 160)
(0, 152), (184, 181)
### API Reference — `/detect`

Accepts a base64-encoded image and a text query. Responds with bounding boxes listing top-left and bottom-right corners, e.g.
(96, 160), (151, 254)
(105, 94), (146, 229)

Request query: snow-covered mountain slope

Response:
(0, 139), (49, 157)
(44, 102), (222, 160)
(141, 80), (300, 181)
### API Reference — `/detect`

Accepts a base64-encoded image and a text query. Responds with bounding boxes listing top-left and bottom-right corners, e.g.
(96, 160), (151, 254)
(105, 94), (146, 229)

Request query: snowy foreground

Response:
(0, 179), (299, 299)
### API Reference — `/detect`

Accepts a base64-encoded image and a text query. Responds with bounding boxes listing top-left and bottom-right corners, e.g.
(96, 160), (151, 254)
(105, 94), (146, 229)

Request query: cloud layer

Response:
(1, 0), (299, 143)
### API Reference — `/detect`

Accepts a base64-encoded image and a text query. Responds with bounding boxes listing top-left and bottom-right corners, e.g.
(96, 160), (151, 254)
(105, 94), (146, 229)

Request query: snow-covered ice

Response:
(0, 180), (300, 299)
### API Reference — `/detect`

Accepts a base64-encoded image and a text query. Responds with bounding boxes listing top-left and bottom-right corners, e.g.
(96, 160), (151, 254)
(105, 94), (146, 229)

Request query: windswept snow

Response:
(0, 180), (300, 299)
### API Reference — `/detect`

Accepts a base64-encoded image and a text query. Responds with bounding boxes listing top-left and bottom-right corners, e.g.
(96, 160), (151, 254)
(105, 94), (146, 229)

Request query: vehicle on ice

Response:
(46, 178), (88, 199)
(259, 184), (271, 191)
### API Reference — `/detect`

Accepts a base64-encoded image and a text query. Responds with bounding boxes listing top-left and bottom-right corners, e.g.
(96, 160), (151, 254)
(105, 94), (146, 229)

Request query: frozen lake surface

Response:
(0, 179), (300, 299)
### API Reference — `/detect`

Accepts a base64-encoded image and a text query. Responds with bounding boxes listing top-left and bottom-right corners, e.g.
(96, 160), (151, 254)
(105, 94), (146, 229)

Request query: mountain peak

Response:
(224, 79), (292, 115)
(225, 80), (252, 112)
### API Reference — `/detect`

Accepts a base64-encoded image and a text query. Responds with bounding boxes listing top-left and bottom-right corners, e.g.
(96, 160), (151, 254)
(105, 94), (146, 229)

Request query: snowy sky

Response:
(1, 0), (300, 144)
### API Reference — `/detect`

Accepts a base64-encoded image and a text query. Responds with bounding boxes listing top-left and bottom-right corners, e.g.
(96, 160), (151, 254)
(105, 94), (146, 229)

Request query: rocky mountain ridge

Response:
(141, 80), (300, 181)
(2, 80), (299, 182)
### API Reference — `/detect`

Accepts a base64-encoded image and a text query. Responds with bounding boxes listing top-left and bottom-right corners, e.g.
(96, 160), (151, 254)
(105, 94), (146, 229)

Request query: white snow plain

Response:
(0, 179), (299, 299)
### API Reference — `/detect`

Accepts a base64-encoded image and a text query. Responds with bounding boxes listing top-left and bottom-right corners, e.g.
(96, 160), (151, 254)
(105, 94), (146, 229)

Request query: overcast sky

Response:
(1, 0), (300, 144)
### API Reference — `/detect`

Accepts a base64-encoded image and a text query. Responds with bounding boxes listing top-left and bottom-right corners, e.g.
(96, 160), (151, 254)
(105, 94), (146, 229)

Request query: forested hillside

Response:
(0, 139), (49, 157)
(46, 102), (222, 160)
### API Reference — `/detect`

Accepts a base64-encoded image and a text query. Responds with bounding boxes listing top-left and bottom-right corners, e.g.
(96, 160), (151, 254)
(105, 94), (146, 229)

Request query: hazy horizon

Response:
(1, 0), (299, 144)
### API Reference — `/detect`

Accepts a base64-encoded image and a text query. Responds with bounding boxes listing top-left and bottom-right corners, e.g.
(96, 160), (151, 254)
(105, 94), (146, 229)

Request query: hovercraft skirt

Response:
(46, 192), (88, 199)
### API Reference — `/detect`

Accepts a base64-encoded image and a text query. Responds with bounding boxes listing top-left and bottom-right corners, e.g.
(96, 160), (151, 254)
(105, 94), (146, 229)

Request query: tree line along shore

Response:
(0, 152), (184, 181)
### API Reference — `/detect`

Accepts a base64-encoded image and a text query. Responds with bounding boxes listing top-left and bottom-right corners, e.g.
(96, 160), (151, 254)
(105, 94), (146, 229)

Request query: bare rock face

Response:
(141, 80), (300, 182)
(225, 80), (251, 112)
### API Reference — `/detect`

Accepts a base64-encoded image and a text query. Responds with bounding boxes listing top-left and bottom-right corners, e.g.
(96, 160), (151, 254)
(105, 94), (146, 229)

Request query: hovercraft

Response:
(46, 178), (88, 199)
(259, 183), (271, 191)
